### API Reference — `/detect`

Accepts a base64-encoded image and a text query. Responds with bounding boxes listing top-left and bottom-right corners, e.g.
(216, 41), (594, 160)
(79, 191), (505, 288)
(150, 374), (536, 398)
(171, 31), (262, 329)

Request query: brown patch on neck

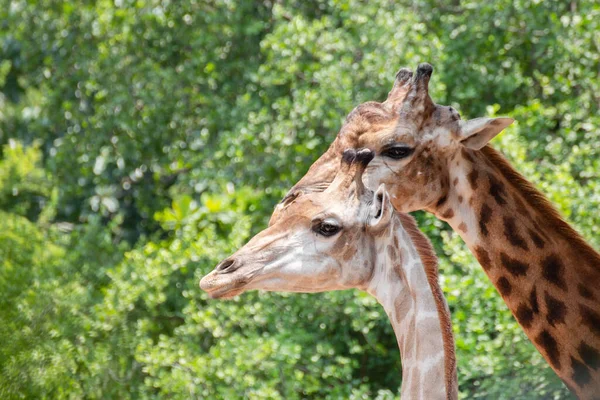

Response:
(480, 146), (600, 267)
(397, 213), (457, 399)
(468, 146), (600, 395)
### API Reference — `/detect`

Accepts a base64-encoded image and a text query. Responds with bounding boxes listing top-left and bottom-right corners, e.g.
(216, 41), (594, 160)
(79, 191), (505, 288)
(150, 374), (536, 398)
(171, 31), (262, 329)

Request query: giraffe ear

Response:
(458, 117), (514, 150)
(368, 184), (392, 231)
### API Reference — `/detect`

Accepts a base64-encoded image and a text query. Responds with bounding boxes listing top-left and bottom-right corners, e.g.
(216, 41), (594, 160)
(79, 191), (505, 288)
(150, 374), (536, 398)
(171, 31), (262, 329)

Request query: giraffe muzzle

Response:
(200, 255), (265, 299)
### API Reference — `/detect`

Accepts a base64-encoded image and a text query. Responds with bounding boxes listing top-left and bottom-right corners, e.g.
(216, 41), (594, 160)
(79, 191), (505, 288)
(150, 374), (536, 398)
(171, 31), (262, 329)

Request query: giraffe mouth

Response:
(205, 285), (246, 299)
(200, 266), (260, 299)
(200, 277), (248, 299)
(200, 268), (256, 299)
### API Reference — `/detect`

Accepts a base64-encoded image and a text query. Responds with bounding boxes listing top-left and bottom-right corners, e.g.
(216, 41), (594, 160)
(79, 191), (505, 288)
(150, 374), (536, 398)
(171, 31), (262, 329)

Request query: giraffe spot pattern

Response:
(458, 222), (468, 233)
(580, 304), (600, 337)
(441, 208), (454, 219)
(467, 169), (479, 190)
(479, 203), (492, 237)
(530, 287), (540, 314)
(500, 252), (529, 277)
(503, 216), (529, 250)
(453, 177), (459, 187)
(435, 194), (448, 208)
(571, 356), (592, 387)
(515, 303), (534, 328)
(578, 284), (594, 300)
(474, 246), (492, 271)
(497, 277), (512, 296)
(535, 330), (561, 370)
(458, 195), (463, 203)
(488, 175), (507, 205)
(394, 294), (410, 325)
(579, 342), (600, 370)
(528, 229), (545, 249)
(513, 196), (530, 217)
(387, 244), (398, 260)
(461, 148), (475, 163)
(544, 292), (567, 326)
(541, 254), (567, 291)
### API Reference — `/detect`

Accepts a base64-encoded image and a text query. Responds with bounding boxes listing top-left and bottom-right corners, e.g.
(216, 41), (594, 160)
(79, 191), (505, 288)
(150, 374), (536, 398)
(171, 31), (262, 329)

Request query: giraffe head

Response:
(271, 63), (514, 222)
(200, 149), (395, 298)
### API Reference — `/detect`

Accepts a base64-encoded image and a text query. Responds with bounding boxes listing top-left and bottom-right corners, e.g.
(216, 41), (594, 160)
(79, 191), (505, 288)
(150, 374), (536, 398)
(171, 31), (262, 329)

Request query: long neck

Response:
(367, 215), (457, 400)
(431, 145), (600, 397)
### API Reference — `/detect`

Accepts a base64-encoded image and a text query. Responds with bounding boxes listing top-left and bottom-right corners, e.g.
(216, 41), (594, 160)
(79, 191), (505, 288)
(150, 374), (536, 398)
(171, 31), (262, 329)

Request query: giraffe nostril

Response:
(216, 258), (237, 273)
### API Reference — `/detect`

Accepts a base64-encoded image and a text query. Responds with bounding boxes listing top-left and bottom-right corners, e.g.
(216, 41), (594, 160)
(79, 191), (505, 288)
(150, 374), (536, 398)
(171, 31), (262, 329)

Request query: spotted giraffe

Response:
(271, 64), (600, 398)
(201, 149), (458, 399)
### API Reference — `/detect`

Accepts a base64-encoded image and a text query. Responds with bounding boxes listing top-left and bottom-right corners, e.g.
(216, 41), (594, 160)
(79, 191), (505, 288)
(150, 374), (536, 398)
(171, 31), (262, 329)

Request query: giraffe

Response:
(201, 149), (458, 399)
(270, 64), (600, 398)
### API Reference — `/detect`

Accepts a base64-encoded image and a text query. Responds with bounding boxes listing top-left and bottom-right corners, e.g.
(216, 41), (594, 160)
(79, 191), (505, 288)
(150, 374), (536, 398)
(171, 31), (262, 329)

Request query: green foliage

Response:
(1, 0), (598, 398)
(0, 140), (51, 219)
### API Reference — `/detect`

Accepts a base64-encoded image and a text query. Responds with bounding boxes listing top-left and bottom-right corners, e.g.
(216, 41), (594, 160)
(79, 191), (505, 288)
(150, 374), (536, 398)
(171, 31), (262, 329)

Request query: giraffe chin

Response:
(207, 286), (246, 299)
(200, 274), (250, 299)
(202, 282), (248, 299)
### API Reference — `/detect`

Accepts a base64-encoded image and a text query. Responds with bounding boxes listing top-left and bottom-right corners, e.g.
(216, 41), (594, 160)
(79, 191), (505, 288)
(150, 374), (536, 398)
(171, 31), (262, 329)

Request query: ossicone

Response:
(385, 62), (435, 114)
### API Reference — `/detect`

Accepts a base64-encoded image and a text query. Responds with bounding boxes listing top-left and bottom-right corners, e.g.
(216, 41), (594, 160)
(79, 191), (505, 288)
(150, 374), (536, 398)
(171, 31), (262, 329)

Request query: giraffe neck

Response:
(366, 214), (457, 400)
(431, 145), (600, 397)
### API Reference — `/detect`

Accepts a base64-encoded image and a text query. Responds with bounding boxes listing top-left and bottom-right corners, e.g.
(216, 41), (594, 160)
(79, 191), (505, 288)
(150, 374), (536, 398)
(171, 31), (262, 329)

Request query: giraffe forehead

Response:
(356, 113), (457, 149)
(359, 124), (418, 148)
(431, 104), (461, 124)
(276, 195), (359, 224)
(339, 102), (396, 144)
(339, 120), (396, 148)
(270, 199), (325, 229)
(339, 101), (461, 152)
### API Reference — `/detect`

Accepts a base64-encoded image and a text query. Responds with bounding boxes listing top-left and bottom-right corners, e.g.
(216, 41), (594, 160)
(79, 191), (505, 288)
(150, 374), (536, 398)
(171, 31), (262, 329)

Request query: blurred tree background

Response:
(1, 0), (599, 398)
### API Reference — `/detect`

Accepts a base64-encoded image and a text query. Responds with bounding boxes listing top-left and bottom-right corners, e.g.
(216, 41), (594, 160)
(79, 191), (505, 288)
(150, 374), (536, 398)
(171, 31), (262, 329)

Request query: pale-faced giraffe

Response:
(201, 149), (458, 399)
(270, 64), (600, 398)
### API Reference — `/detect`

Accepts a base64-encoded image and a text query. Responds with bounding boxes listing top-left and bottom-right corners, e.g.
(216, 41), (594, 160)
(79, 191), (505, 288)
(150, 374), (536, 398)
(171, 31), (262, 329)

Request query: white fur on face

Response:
(245, 228), (346, 293)
(363, 158), (388, 191)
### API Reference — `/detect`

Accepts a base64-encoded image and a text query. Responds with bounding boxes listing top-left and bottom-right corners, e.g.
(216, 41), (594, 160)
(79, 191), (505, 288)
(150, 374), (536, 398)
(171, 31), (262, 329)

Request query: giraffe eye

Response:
(381, 146), (414, 160)
(313, 219), (342, 237)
